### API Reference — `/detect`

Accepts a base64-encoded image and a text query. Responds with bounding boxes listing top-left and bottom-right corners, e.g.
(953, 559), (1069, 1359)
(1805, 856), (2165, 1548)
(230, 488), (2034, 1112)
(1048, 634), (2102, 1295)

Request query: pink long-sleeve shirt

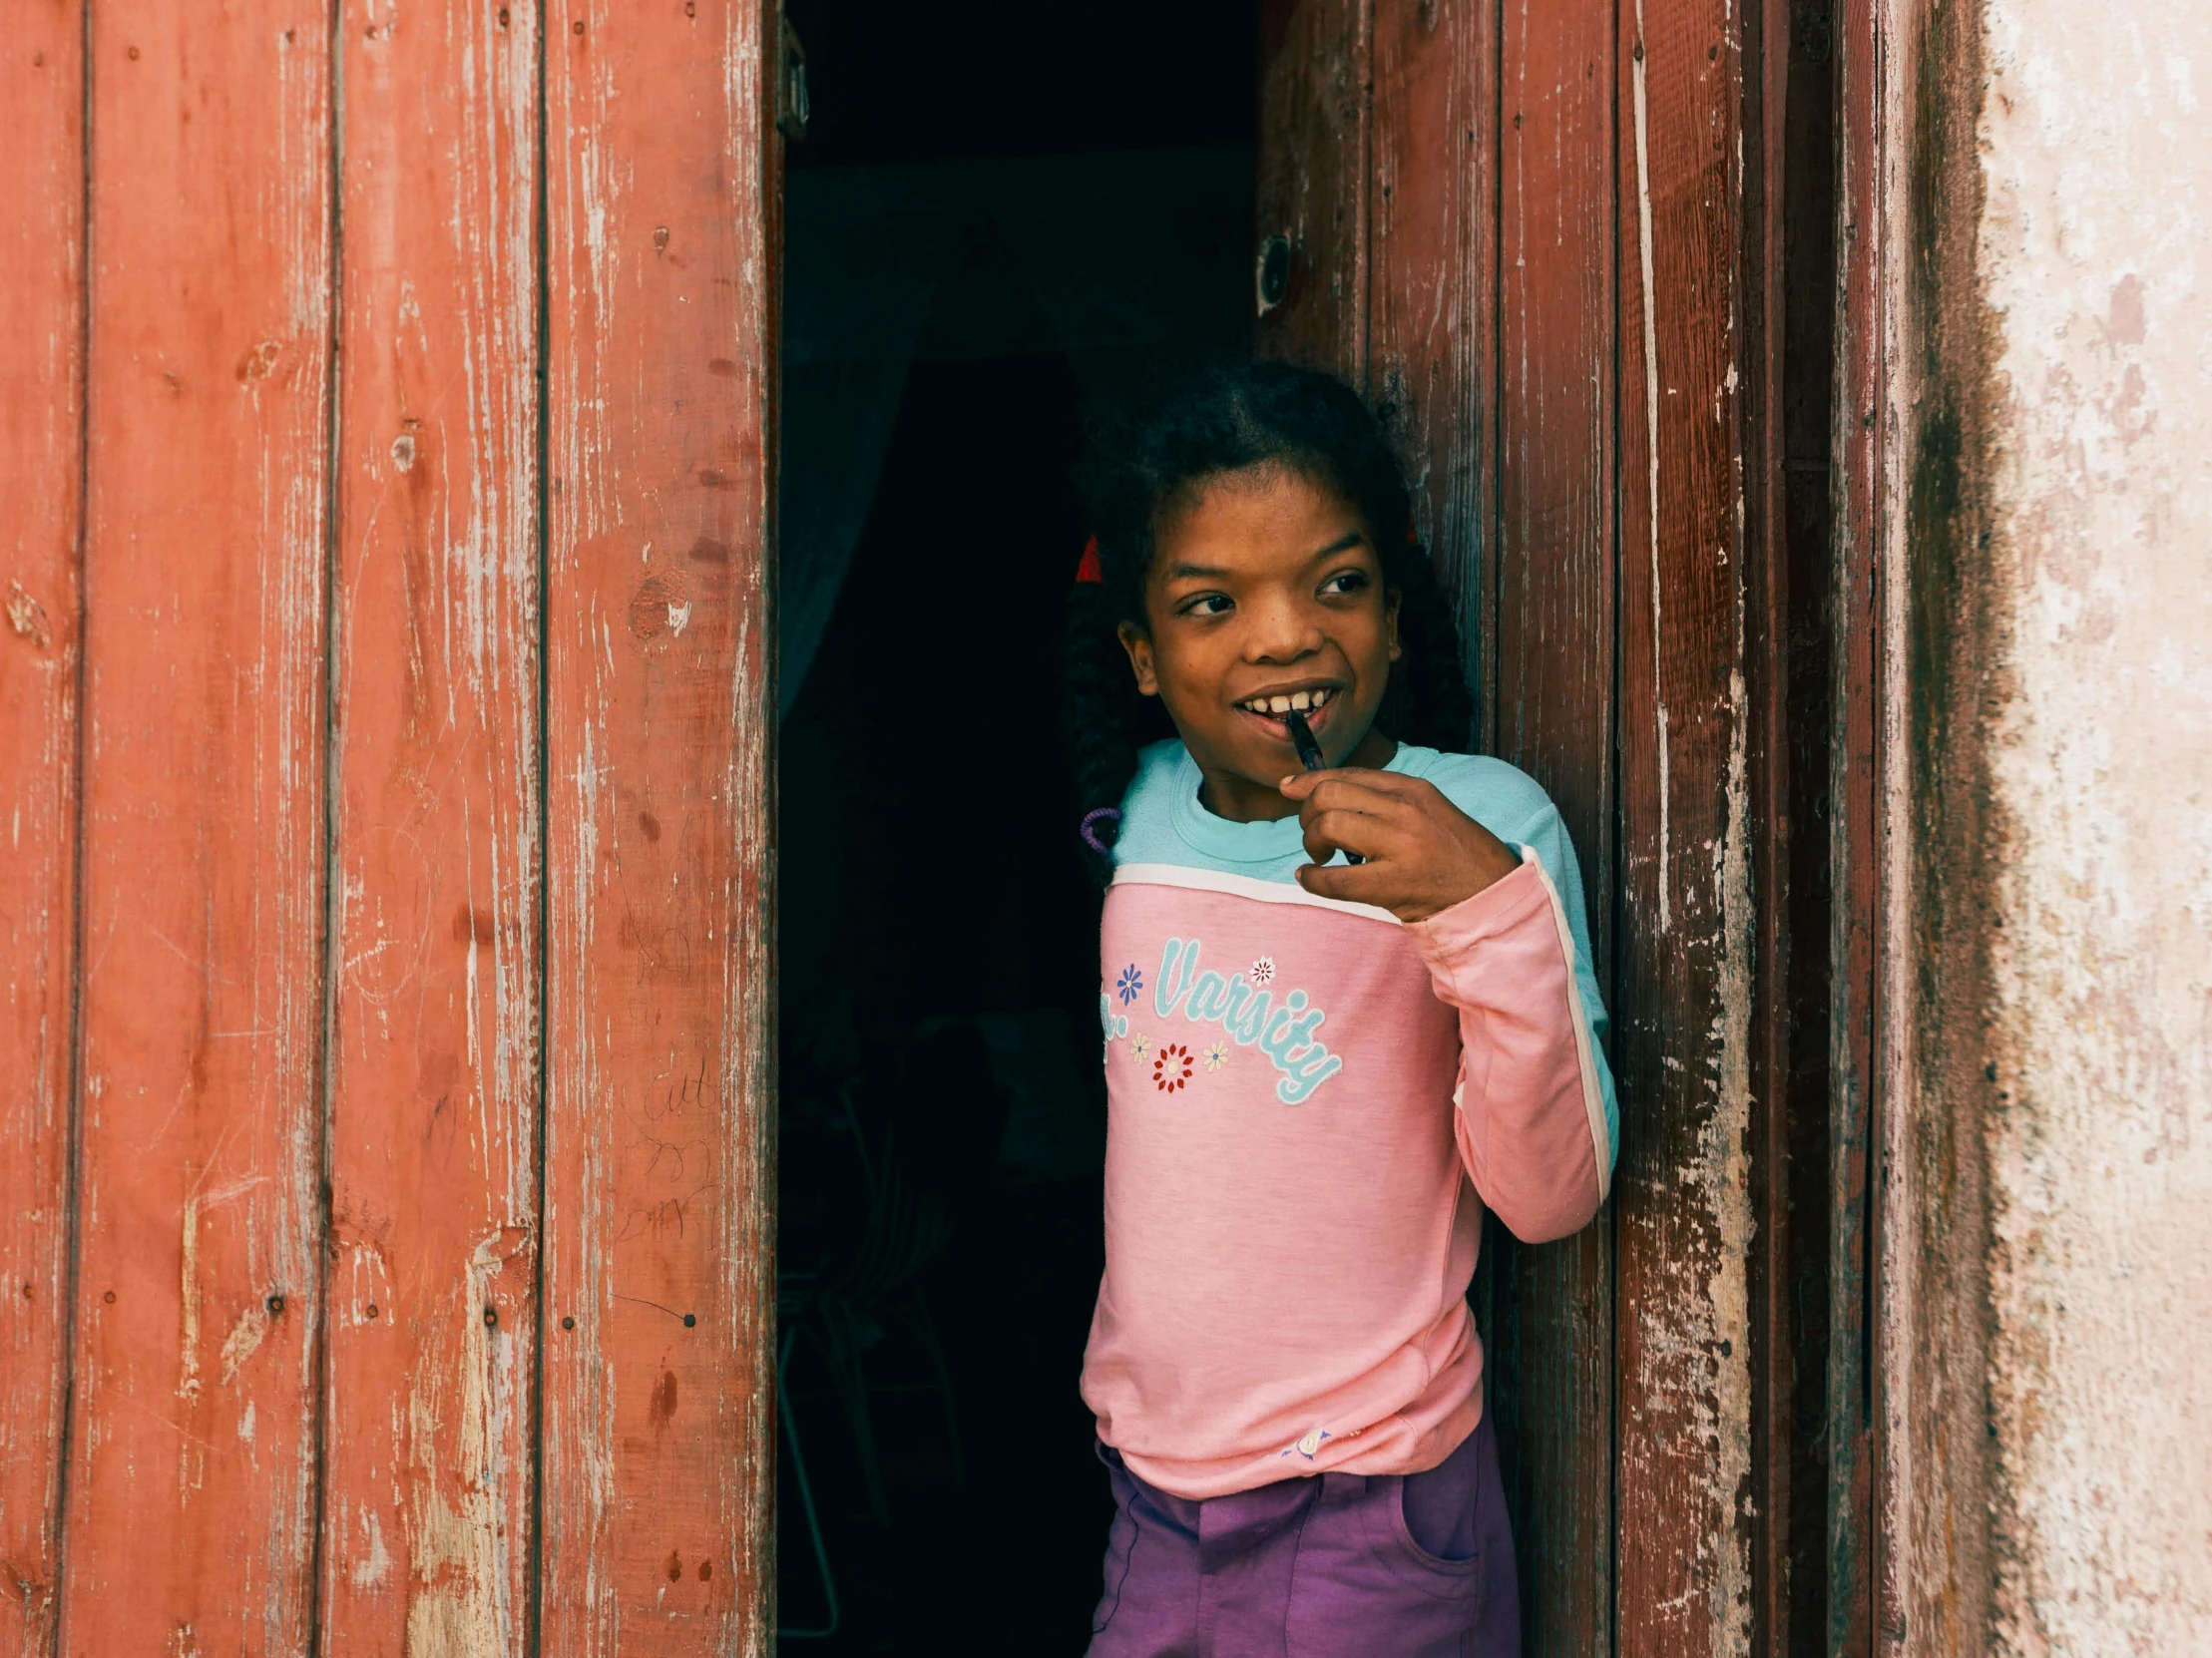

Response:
(1080, 740), (1616, 1500)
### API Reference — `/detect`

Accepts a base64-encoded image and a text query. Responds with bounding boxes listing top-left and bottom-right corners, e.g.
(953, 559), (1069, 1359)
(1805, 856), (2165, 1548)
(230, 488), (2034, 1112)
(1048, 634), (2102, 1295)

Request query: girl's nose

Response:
(1243, 596), (1325, 663)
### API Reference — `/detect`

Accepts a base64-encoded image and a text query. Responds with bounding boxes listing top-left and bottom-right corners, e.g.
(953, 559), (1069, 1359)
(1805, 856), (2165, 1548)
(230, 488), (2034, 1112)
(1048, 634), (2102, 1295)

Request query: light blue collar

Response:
(1165, 741), (1416, 866)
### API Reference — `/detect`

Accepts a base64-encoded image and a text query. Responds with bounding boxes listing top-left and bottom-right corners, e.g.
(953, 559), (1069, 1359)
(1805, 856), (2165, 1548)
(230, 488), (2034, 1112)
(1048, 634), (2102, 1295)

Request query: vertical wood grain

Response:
(0, 5), (85, 1650)
(319, 3), (543, 1650)
(1493, 0), (1623, 1650)
(1497, 0), (1618, 927)
(1612, 0), (1760, 1652)
(1739, 0), (1809, 1647)
(540, 2), (778, 1650)
(59, 4), (334, 1650)
(1369, 0), (1498, 738)
(1256, 0), (1372, 376)
(1827, 0), (1883, 1645)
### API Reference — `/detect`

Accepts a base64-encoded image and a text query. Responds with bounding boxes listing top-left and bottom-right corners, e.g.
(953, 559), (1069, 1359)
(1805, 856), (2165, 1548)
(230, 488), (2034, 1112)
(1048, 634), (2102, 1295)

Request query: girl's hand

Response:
(1278, 768), (1523, 923)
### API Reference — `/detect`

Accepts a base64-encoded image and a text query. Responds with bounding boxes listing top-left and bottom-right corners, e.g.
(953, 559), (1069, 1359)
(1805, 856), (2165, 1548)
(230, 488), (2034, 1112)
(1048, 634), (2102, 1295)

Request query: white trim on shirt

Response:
(1520, 847), (1614, 1202)
(1110, 862), (1404, 927)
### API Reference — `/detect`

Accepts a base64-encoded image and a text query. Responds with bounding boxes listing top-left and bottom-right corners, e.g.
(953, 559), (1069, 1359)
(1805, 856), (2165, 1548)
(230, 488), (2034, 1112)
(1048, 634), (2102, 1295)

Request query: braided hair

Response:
(1064, 361), (1474, 881)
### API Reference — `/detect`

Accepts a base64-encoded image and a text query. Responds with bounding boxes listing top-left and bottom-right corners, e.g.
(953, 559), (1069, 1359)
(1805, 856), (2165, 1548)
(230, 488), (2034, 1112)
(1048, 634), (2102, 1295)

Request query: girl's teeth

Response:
(1243, 687), (1334, 714)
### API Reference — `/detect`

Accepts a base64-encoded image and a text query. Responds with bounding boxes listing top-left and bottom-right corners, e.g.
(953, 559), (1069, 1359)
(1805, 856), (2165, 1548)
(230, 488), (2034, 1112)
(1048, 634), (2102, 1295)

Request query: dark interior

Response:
(774, 5), (1255, 1649)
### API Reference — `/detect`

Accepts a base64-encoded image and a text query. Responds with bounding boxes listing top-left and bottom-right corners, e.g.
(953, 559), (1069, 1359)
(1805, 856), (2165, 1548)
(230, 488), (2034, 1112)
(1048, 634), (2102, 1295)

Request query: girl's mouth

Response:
(1233, 683), (1341, 742)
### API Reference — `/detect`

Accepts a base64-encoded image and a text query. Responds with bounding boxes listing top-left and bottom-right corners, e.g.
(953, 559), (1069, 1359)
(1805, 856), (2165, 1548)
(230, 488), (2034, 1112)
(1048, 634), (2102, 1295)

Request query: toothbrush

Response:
(1284, 709), (1362, 864)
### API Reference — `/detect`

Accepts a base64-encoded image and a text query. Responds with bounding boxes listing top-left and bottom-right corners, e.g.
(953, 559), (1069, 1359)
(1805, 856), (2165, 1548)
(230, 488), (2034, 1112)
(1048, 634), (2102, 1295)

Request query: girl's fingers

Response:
(1282, 770), (1389, 807)
(1293, 858), (1397, 906)
(1300, 807), (1392, 864)
(1279, 767), (1431, 803)
(1290, 778), (1415, 828)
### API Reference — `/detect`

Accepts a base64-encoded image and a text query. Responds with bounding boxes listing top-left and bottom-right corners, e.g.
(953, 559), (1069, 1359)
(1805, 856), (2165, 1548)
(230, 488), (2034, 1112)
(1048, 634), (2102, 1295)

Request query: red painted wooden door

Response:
(0, 5), (779, 1651)
(1257, 2), (1831, 1654)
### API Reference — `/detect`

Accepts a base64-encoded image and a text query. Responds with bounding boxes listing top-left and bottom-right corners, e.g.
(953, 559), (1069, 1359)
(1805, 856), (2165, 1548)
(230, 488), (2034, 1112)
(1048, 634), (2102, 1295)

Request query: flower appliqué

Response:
(1128, 1033), (1151, 1062)
(1115, 964), (1144, 1006)
(1201, 1040), (1230, 1073)
(1152, 1042), (1194, 1092)
(1249, 956), (1276, 986)
(1280, 1428), (1332, 1461)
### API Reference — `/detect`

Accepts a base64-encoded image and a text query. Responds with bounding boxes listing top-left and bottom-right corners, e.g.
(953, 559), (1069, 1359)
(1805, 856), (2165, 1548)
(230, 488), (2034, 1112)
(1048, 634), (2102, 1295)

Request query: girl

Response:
(1064, 362), (1617, 1656)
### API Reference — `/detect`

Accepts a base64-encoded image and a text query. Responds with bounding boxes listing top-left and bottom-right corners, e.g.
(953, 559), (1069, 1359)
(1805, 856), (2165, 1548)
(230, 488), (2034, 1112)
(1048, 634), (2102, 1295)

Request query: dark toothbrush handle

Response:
(1283, 710), (1362, 864)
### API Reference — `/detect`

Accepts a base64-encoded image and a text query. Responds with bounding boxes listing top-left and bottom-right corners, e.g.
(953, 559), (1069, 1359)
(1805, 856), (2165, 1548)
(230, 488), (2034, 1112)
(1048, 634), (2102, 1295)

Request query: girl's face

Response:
(1118, 464), (1401, 823)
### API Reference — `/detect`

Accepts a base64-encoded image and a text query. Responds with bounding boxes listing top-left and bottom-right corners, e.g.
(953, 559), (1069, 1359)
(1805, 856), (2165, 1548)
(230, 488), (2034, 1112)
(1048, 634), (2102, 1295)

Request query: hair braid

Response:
(1061, 581), (1170, 878)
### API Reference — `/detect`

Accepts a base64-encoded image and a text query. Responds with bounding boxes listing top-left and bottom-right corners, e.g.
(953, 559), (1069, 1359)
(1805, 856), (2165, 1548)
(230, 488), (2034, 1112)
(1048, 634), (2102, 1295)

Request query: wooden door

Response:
(1257, 1), (1832, 1653)
(0, 5), (780, 1651)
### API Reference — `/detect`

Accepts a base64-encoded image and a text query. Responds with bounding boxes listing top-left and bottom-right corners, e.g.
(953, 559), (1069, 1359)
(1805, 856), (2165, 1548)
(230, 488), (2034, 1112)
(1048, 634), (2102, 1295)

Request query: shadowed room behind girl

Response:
(773, 1), (1255, 1648)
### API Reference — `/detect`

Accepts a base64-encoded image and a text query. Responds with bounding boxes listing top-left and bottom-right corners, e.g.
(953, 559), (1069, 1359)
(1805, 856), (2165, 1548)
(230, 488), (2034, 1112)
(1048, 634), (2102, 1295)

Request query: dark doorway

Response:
(773, 5), (1256, 1650)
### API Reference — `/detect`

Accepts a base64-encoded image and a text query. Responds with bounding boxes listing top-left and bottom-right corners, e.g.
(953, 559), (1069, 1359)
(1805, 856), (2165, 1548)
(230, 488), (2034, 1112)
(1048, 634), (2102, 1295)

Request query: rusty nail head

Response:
(683, 1312), (697, 1328)
(103, 1290), (117, 1304)
(484, 1306), (499, 1328)
(267, 1293), (285, 1316)
(562, 1314), (577, 1331)
(573, 18), (585, 33)
(365, 1303), (379, 1319)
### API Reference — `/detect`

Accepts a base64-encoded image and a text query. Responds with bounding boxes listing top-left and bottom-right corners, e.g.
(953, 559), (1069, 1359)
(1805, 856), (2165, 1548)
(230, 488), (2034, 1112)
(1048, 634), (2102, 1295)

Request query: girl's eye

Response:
(1319, 570), (1370, 597)
(1179, 593), (1234, 618)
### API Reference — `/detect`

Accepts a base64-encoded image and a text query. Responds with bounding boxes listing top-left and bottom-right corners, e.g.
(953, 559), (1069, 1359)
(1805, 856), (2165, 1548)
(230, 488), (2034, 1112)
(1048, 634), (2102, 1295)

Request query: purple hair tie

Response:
(1081, 807), (1122, 857)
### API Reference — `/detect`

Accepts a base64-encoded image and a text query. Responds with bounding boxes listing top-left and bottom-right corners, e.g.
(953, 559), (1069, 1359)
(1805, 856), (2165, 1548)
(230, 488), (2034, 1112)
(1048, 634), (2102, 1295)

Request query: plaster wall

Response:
(1974, 0), (2212, 1647)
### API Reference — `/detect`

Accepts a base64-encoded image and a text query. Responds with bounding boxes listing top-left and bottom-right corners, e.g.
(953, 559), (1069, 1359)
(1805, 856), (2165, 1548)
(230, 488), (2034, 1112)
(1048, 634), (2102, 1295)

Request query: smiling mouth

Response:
(1234, 685), (1345, 750)
(1235, 685), (1339, 719)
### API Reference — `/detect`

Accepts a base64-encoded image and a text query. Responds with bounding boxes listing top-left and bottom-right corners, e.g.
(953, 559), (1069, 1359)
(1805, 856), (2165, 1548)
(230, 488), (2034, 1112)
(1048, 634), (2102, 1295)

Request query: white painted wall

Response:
(1976, 0), (2212, 1648)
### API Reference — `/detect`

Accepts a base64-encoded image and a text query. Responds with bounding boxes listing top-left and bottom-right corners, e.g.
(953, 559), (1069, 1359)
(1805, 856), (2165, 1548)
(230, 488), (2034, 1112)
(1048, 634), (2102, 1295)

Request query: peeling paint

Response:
(1707, 664), (1755, 1654)
(1630, 9), (1669, 936)
(217, 1303), (269, 1386)
(1973, 0), (2212, 1648)
(5, 580), (53, 647)
(352, 1507), (392, 1592)
(179, 1196), (204, 1408)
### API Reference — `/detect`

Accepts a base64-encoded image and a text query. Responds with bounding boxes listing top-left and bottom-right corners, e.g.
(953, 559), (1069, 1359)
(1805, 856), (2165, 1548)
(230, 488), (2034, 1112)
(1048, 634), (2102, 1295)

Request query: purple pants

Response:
(1086, 1409), (1519, 1658)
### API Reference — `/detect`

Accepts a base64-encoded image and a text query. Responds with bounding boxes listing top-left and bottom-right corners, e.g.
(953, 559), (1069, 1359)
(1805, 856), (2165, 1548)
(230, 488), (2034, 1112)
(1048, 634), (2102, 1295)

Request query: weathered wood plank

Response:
(58, 5), (334, 1649)
(1492, 0), (1624, 1649)
(319, 3), (543, 1650)
(0, 6), (85, 1649)
(1369, 0), (1497, 738)
(1826, 0), (1882, 1645)
(1742, 0), (1839, 1648)
(540, 2), (778, 1650)
(1256, 0), (1372, 377)
(1498, 0), (1619, 940)
(1612, 0), (1759, 1652)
